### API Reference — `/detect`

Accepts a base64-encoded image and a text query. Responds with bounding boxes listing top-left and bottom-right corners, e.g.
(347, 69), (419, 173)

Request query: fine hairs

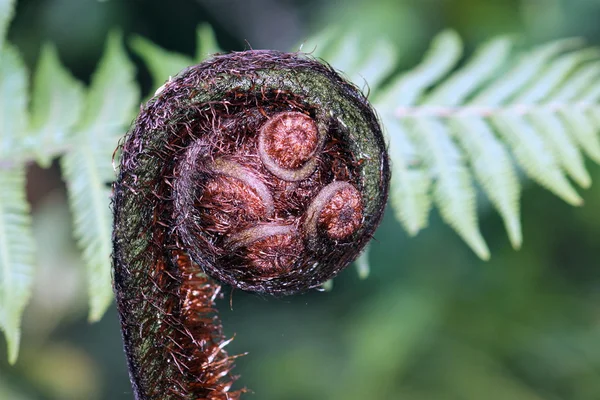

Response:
(112, 50), (389, 399)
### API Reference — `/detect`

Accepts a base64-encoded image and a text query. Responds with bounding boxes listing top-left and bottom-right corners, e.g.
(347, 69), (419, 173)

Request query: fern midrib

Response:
(394, 101), (598, 118)
(0, 178), (15, 328)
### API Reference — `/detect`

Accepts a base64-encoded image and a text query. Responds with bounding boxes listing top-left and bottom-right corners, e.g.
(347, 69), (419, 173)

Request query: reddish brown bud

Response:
(258, 111), (322, 181)
(245, 232), (304, 276)
(319, 185), (363, 240)
(303, 181), (364, 241)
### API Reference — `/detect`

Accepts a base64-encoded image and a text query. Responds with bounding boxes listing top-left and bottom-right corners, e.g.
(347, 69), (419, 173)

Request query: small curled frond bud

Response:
(112, 50), (389, 399)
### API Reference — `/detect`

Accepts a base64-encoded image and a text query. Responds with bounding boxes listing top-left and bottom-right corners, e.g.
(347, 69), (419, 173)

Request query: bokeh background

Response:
(2, 0), (600, 399)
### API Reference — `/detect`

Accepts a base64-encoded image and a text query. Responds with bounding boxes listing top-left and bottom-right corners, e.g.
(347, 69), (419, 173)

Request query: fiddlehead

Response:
(112, 50), (389, 399)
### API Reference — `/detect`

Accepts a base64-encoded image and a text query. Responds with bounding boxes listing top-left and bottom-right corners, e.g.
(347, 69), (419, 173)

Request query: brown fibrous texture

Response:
(260, 111), (319, 169)
(318, 186), (364, 240)
(112, 50), (389, 400)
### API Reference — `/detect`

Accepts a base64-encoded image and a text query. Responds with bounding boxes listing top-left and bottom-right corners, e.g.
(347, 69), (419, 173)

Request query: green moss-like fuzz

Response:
(112, 50), (389, 400)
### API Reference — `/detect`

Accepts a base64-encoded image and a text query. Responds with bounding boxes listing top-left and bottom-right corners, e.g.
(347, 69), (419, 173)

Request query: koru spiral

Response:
(112, 50), (390, 399)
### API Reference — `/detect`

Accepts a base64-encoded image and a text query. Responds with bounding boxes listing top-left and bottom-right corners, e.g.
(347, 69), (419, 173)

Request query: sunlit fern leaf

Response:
(0, 167), (34, 365)
(130, 35), (193, 94)
(195, 23), (221, 61)
(0, 44), (27, 159)
(527, 111), (591, 188)
(376, 30), (463, 108)
(471, 41), (589, 205)
(420, 37), (521, 250)
(375, 31), (600, 257)
(469, 46), (581, 206)
(28, 43), (85, 168)
(552, 64), (600, 163)
(61, 31), (139, 322)
(423, 37), (513, 106)
(470, 39), (582, 106)
(451, 116), (522, 248)
(372, 31), (462, 237)
(0, 44), (34, 365)
(319, 32), (362, 78)
(582, 84), (600, 132)
(516, 50), (597, 188)
(490, 113), (583, 205)
(353, 38), (398, 91)
(0, 0), (15, 51)
(298, 26), (340, 60)
(307, 30), (398, 92)
(410, 118), (490, 260)
(355, 243), (371, 280)
(386, 118), (432, 236)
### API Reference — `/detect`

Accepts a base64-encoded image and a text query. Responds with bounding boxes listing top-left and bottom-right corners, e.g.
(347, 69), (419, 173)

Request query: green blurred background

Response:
(3, 0), (600, 399)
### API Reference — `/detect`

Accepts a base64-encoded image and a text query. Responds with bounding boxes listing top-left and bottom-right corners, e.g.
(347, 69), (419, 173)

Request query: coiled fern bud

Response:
(112, 50), (389, 399)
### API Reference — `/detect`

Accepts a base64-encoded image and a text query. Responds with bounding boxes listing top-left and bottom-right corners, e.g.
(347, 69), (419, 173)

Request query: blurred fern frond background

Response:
(1, 0), (600, 399)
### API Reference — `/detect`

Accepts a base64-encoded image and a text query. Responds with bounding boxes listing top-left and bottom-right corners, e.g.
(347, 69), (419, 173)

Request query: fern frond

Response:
(0, 167), (35, 365)
(451, 116), (522, 248)
(61, 31), (139, 322)
(298, 28), (398, 91)
(553, 64), (600, 163)
(377, 30), (463, 108)
(28, 43), (85, 167)
(411, 118), (490, 260)
(196, 23), (220, 61)
(0, 44), (27, 160)
(386, 118), (433, 235)
(424, 37), (521, 251)
(130, 35), (194, 92)
(373, 31), (462, 237)
(131, 24), (222, 93)
(0, 0), (15, 50)
(371, 31), (600, 258)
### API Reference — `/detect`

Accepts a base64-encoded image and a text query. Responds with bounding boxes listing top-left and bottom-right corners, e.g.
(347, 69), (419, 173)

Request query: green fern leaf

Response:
(29, 43), (85, 167)
(375, 31), (600, 257)
(472, 41), (592, 205)
(470, 39), (581, 105)
(305, 29), (398, 91)
(422, 37), (522, 249)
(452, 116), (522, 248)
(0, 44), (34, 365)
(386, 118), (432, 236)
(423, 37), (512, 105)
(377, 30), (463, 107)
(354, 38), (398, 90)
(373, 31), (462, 237)
(130, 35), (193, 92)
(0, 0), (15, 50)
(552, 64), (600, 163)
(516, 50), (596, 188)
(355, 243), (371, 280)
(0, 167), (35, 365)
(528, 111), (591, 188)
(195, 23), (221, 61)
(411, 118), (490, 260)
(298, 26), (340, 59)
(61, 31), (139, 322)
(0, 44), (27, 160)
(491, 114), (583, 205)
